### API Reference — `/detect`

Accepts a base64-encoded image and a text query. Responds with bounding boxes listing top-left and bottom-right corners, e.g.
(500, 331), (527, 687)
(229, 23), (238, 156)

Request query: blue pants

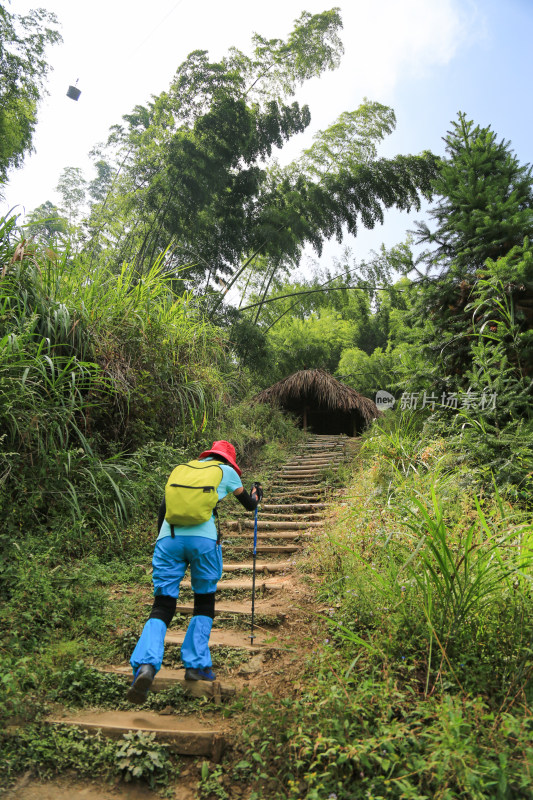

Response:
(130, 536), (222, 672)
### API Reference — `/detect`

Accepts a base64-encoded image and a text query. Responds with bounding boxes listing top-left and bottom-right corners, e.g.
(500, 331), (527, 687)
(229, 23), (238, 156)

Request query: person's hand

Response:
(251, 482), (263, 503)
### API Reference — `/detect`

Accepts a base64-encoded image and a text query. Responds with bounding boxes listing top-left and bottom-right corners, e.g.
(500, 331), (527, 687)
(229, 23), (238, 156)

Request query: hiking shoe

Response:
(126, 664), (156, 704)
(184, 666), (216, 682)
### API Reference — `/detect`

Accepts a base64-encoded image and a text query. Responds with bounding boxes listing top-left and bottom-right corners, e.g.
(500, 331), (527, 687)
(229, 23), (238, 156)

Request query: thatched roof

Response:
(253, 369), (380, 425)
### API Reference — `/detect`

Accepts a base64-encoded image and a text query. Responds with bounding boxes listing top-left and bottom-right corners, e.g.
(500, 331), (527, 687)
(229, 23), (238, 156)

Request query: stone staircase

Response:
(46, 434), (355, 761)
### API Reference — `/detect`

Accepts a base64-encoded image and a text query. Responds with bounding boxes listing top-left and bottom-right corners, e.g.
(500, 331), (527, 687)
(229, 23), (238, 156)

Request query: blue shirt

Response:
(156, 458), (242, 542)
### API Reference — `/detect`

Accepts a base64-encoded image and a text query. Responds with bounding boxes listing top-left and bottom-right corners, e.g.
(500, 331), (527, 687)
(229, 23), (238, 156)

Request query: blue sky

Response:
(390, 0), (533, 159)
(4, 0), (533, 271)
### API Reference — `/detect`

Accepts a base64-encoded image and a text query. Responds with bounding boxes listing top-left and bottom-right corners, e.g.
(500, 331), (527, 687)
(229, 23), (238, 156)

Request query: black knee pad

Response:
(148, 594), (176, 627)
(193, 592), (215, 619)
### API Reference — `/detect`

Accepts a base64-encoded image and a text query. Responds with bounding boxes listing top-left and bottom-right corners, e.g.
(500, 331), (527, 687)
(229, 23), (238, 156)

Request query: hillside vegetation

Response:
(1, 5), (532, 798)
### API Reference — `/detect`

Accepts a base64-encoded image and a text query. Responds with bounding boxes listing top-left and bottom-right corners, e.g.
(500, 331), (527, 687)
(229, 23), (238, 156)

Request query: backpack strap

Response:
(214, 503), (221, 545)
(170, 523), (175, 538)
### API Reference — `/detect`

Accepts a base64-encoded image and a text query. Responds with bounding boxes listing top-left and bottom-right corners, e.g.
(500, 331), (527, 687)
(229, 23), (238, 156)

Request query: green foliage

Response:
(116, 731), (176, 787)
(232, 418), (532, 799)
(299, 100), (396, 179)
(0, 215), (233, 542)
(236, 242), (420, 386)
(0, 724), (178, 790)
(408, 114), (533, 398)
(267, 308), (355, 378)
(0, 726), (118, 784)
(337, 346), (396, 398)
(0, 3), (62, 186)
(0, 653), (41, 723)
(25, 201), (68, 243)
(56, 166), (87, 229)
(88, 159), (113, 202)
(416, 242), (533, 502)
(239, 675), (532, 800)
(199, 763), (230, 799)
(88, 13), (437, 297)
(318, 417), (533, 698)
(396, 489), (532, 677)
(53, 661), (127, 707)
(415, 112), (533, 277)
(52, 658), (219, 714)
(209, 396), (304, 470)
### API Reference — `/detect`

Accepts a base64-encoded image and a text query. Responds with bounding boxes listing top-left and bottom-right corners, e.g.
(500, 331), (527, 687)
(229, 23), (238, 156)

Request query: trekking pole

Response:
(250, 503), (258, 645)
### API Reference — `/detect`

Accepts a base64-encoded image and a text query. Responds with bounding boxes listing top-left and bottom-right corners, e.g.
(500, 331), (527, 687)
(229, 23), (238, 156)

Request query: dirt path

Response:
(7, 434), (355, 799)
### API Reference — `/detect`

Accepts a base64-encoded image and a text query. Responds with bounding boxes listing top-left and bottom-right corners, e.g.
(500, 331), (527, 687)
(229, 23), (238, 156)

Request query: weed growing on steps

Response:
(0, 725), (180, 792)
(198, 762), (231, 799)
(161, 644), (250, 672)
(115, 731), (178, 788)
(50, 661), (220, 714)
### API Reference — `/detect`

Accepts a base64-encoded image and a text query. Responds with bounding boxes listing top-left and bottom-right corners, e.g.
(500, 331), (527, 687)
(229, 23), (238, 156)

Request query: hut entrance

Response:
(305, 407), (356, 436)
(254, 369), (380, 438)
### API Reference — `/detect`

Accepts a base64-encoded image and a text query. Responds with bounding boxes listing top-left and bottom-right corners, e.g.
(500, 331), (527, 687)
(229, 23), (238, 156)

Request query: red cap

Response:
(198, 440), (241, 476)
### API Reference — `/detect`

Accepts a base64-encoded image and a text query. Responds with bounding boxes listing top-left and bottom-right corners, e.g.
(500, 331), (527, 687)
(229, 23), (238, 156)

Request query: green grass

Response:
(237, 658), (533, 800)
(226, 415), (533, 800)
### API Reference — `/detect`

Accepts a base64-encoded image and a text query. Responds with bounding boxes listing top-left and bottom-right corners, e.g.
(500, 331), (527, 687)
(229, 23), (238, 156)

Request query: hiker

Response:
(127, 440), (262, 704)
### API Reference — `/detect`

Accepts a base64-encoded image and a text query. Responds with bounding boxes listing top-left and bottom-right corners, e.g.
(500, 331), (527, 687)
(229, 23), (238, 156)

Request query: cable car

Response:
(66, 80), (81, 101)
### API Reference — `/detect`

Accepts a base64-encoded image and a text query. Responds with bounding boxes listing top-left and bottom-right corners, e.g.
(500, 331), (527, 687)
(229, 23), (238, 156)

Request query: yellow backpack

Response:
(164, 459), (224, 534)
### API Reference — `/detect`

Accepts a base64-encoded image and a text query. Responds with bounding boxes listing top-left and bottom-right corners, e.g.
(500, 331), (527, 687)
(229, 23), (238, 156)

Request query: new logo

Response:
(375, 390), (395, 410)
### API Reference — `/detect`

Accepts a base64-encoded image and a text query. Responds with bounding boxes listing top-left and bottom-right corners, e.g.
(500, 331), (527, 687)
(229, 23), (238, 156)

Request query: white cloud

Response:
(293, 0), (479, 119)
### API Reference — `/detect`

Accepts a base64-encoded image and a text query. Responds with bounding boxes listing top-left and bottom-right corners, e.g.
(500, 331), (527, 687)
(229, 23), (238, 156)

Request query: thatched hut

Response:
(254, 369), (380, 436)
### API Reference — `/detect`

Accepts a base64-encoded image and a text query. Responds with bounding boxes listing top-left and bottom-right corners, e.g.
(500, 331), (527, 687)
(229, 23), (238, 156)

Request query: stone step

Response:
(301, 440), (345, 444)
(282, 464), (328, 469)
(300, 447), (344, 451)
(271, 486), (326, 493)
(174, 602), (286, 620)
(308, 434), (346, 438)
(275, 474), (325, 479)
(255, 512), (323, 521)
(46, 712), (226, 760)
(267, 497), (325, 506)
(269, 487), (324, 493)
(290, 453), (344, 459)
(261, 503), (326, 512)
(225, 532), (308, 541)
(100, 665), (237, 698)
(284, 461), (342, 468)
(284, 460), (342, 465)
(266, 495), (325, 504)
(282, 471), (334, 476)
(180, 578), (289, 592)
(293, 457), (343, 462)
(227, 520), (321, 530)
(269, 487), (327, 494)
(282, 470), (336, 475)
(272, 475), (326, 482)
(305, 437), (345, 441)
(223, 561), (292, 573)
(165, 628), (278, 652)
(280, 470), (324, 477)
(227, 511), (322, 522)
(227, 544), (299, 554)
(284, 459), (341, 465)
(269, 485), (325, 491)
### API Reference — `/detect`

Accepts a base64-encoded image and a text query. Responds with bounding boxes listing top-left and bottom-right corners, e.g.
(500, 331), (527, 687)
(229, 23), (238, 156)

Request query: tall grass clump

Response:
(0, 214), (233, 559)
(318, 411), (533, 698)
